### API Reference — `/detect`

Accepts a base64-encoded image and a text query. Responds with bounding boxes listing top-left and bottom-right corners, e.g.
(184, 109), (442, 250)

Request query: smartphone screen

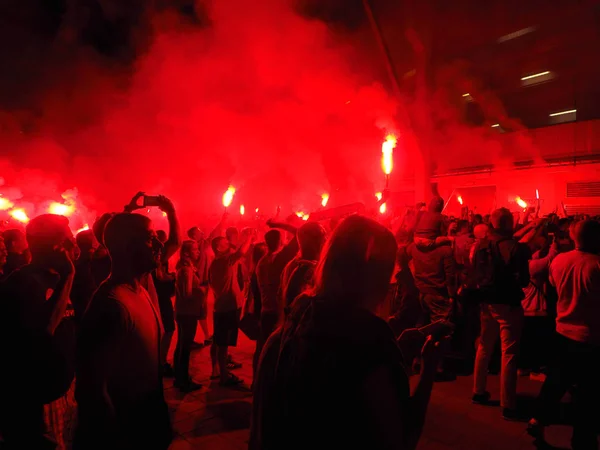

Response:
(143, 195), (161, 207)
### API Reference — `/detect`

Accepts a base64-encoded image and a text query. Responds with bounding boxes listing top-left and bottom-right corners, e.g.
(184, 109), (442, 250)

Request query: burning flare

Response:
(9, 208), (29, 223)
(0, 197), (14, 211)
(48, 202), (74, 216)
(240, 205), (245, 216)
(76, 224), (90, 234)
(375, 192), (383, 201)
(255, 208), (259, 213)
(222, 186), (236, 208)
(321, 193), (329, 208)
(381, 134), (397, 175)
(515, 197), (528, 209)
(296, 211), (305, 218)
(302, 214), (310, 221)
(536, 189), (540, 200)
(457, 195), (463, 205)
(379, 203), (387, 214)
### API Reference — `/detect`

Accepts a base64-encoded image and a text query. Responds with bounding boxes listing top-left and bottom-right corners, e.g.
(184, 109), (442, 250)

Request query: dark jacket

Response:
(407, 242), (457, 298)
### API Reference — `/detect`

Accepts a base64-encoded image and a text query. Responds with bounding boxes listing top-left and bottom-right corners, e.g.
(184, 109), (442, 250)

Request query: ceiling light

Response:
(497, 26), (537, 43)
(549, 109), (576, 117)
(521, 71), (551, 81)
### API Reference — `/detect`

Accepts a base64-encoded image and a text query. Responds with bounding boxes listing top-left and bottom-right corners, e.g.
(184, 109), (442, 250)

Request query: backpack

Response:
(468, 237), (522, 303)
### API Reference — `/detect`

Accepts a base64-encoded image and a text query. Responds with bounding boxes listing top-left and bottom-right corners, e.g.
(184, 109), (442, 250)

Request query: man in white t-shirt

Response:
(528, 220), (600, 449)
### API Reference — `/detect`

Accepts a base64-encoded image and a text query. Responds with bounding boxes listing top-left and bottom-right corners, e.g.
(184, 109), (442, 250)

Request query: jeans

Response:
(174, 315), (198, 385)
(534, 333), (600, 450)
(474, 303), (524, 409)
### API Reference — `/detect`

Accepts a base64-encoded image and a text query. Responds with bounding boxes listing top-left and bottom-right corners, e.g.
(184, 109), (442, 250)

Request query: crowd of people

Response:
(0, 191), (598, 450)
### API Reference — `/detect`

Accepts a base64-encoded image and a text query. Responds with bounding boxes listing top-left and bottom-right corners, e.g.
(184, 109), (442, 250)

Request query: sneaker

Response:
(502, 408), (524, 422)
(472, 391), (491, 405)
(162, 363), (175, 378)
(526, 418), (545, 440)
(176, 380), (203, 393)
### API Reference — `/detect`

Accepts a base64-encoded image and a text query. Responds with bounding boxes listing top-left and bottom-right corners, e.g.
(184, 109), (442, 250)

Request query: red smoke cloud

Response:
(0, 0), (398, 226)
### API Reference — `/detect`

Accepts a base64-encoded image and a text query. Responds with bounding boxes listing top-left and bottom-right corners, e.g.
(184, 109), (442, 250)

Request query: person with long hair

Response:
(173, 240), (206, 392)
(250, 215), (442, 450)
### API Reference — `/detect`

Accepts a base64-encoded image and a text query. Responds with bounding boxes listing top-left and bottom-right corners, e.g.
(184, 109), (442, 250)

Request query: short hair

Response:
(264, 230), (281, 253)
(2, 229), (26, 252)
(26, 214), (71, 255)
(103, 213), (151, 258)
(76, 229), (95, 250)
(211, 236), (227, 254)
(490, 208), (513, 233)
(179, 239), (197, 259)
(93, 213), (115, 245)
(473, 214), (483, 223)
(297, 222), (326, 258)
(573, 220), (600, 253)
(187, 227), (200, 239)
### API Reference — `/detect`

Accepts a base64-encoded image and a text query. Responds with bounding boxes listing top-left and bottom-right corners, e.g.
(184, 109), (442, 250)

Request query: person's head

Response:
(103, 213), (161, 277)
(25, 214), (75, 269)
(474, 223), (490, 240)
(252, 242), (268, 267)
(490, 208), (514, 235)
(573, 220), (600, 253)
(557, 218), (571, 233)
(93, 213), (115, 247)
(428, 196), (444, 214)
(483, 214), (491, 224)
(298, 222), (326, 261)
(211, 236), (230, 256)
(0, 234), (7, 269)
(3, 229), (27, 254)
(264, 229), (282, 253)
(457, 220), (470, 235)
(447, 221), (458, 236)
(76, 229), (96, 254)
(179, 239), (201, 265)
(473, 214), (483, 225)
(226, 227), (239, 247)
(313, 215), (397, 312)
(156, 230), (168, 244)
(187, 226), (204, 243)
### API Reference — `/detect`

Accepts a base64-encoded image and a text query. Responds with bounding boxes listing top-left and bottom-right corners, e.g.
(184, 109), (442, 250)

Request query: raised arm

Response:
(158, 195), (182, 262)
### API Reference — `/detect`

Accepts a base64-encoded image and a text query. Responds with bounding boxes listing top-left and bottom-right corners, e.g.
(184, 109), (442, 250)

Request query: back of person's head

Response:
(93, 213), (115, 246)
(557, 218), (571, 232)
(490, 208), (514, 235)
(187, 226), (200, 240)
(76, 229), (95, 252)
(428, 196), (444, 213)
(156, 229), (168, 244)
(252, 242), (268, 266)
(474, 223), (490, 240)
(264, 229), (281, 253)
(103, 213), (153, 262)
(26, 214), (73, 258)
(179, 239), (197, 263)
(473, 214), (483, 225)
(298, 222), (326, 260)
(483, 214), (491, 224)
(457, 220), (470, 234)
(313, 215), (397, 311)
(211, 236), (228, 255)
(573, 220), (600, 253)
(2, 229), (27, 253)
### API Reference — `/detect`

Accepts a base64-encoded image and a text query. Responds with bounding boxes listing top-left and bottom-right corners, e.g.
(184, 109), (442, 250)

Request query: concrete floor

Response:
(165, 332), (579, 450)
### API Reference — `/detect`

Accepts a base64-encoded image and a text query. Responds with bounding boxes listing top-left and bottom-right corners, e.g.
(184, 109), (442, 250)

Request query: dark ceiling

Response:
(1, 0), (599, 130)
